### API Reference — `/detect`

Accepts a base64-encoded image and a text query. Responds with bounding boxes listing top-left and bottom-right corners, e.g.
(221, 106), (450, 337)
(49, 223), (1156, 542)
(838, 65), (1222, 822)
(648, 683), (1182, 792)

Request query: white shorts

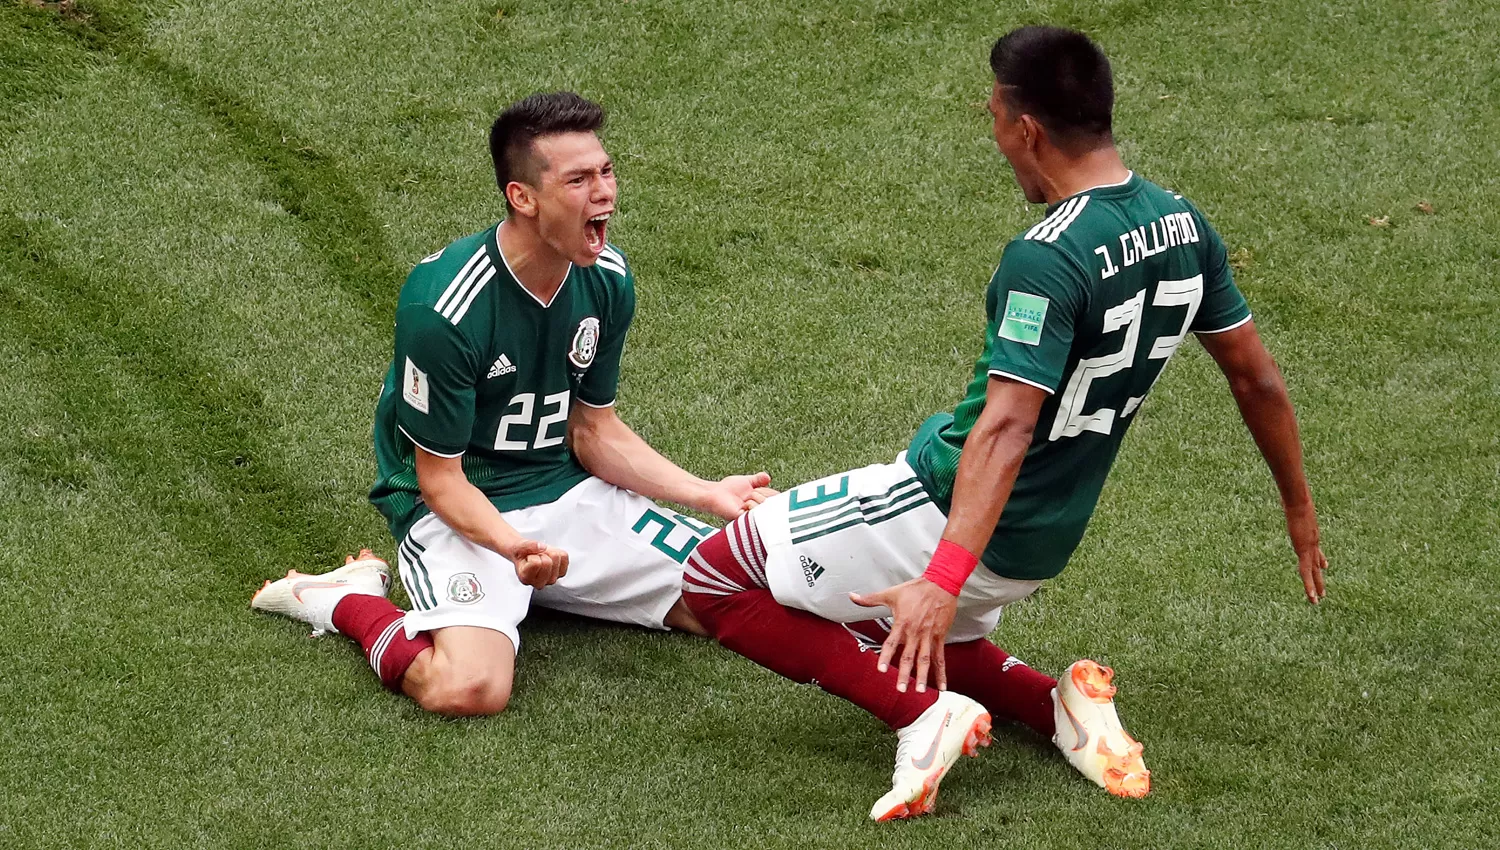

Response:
(396, 477), (714, 651)
(752, 453), (1041, 643)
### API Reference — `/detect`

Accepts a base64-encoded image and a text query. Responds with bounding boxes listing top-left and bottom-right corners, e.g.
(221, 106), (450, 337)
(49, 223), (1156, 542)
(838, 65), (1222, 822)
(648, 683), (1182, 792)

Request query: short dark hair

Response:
(990, 26), (1114, 152)
(488, 92), (606, 210)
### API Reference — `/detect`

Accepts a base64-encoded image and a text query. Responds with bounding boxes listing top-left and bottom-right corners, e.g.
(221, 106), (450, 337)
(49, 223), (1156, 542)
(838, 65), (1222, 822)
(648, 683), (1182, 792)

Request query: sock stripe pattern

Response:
(727, 515), (767, 586)
(331, 595), (434, 693)
(683, 550), (743, 596)
(368, 617), (406, 674)
(683, 515), (769, 595)
(741, 515), (774, 587)
(680, 517), (939, 730)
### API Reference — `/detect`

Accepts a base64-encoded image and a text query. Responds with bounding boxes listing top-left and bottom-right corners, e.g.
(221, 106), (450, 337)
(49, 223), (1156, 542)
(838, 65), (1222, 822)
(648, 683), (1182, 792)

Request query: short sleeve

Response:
(576, 267), (636, 407)
(392, 303), (480, 456)
(1190, 216), (1252, 334)
(986, 240), (1088, 394)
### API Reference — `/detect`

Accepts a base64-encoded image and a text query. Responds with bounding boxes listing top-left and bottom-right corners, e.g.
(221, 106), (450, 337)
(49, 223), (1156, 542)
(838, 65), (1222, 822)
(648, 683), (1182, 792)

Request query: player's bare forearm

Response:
(1199, 324), (1317, 522)
(413, 448), (527, 559)
(414, 448), (568, 587)
(1199, 322), (1328, 602)
(852, 378), (1046, 692)
(942, 378), (1048, 559)
(569, 404), (772, 519)
(1233, 375), (1313, 511)
(569, 403), (711, 507)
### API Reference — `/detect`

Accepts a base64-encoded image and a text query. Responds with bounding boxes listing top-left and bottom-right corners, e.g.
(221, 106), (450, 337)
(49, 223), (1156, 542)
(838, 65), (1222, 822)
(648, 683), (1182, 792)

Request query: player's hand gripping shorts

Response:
(751, 453), (1042, 643)
(395, 477), (714, 651)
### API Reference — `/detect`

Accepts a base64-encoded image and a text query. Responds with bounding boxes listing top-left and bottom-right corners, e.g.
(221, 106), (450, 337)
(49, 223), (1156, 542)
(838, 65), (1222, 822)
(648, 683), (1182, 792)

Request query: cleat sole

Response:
(874, 802), (910, 822)
(962, 714), (993, 758)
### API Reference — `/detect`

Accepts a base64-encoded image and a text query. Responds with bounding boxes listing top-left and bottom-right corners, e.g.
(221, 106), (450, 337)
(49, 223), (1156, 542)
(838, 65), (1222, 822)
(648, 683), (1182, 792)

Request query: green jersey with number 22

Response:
(908, 173), (1251, 581)
(369, 223), (635, 542)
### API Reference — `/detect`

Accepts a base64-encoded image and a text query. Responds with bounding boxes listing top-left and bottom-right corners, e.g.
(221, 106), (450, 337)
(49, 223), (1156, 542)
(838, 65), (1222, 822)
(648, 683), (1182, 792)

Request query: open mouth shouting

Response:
(584, 211), (611, 256)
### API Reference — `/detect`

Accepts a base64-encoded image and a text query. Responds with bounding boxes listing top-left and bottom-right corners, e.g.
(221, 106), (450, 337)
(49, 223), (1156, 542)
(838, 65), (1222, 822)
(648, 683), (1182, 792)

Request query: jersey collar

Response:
(491, 221), (572, 309)
(1044, 171), (1138, 214)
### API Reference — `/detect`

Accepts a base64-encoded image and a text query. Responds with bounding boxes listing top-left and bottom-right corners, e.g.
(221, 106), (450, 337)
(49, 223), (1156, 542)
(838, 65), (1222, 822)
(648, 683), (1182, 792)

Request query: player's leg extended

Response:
(684, 519), (944, 729)
(683, 486), (992, 821)
(942, 640), (1057, 737)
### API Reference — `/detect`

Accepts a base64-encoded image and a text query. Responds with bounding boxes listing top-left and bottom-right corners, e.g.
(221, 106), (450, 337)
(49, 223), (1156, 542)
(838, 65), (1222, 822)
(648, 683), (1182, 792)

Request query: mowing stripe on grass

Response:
(13, 0), (402, 325)
(0, 216), (348, 575)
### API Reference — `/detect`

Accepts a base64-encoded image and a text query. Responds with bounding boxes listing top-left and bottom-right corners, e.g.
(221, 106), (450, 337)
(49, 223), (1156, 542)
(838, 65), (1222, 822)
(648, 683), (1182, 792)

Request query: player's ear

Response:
(1019, 114), (1044, 153)
(505, 181), (539, 218)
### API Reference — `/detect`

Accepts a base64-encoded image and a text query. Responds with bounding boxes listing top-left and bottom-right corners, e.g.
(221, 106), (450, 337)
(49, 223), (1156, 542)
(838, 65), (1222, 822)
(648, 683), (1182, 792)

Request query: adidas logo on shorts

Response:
(800, 555), (825, 587)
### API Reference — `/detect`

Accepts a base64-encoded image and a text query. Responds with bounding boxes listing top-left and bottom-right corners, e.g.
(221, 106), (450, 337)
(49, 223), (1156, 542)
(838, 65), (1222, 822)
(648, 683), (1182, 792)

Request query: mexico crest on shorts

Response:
(569, 316), (600, 369)
(447, 573), (484, 604)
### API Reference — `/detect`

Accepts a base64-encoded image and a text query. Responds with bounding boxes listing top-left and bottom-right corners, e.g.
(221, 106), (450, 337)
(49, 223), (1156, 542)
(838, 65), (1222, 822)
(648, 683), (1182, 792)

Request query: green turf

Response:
(2, 0), (1497, 847)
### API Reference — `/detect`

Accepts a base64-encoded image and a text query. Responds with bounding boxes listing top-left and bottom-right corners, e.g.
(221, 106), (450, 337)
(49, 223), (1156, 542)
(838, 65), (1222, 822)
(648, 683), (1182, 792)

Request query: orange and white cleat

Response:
(1052, 660), (1150, 798)
(250, 549), (390, 636)
(870, 691), (992, 821)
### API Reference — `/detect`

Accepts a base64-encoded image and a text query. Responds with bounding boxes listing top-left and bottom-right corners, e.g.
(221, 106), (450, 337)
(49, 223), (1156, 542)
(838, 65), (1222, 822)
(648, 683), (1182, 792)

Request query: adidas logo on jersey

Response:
(487, 354), (517, 379)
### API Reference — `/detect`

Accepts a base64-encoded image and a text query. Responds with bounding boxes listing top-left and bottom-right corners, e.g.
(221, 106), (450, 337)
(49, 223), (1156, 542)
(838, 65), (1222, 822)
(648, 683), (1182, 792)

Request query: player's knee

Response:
(418, 670), (512, 717)
(668, 596), (712, 637)
(455, 678), (511, 716)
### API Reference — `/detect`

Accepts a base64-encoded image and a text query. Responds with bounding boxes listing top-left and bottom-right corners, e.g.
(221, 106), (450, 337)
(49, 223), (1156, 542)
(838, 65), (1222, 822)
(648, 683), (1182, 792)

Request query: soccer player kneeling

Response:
(252, 93), (773, 717)
(683, 27), (1328, 820)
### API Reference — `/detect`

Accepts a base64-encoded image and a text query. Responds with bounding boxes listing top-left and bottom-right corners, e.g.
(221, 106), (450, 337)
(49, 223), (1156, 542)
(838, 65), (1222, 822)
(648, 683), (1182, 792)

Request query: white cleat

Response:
(1052, 659), (1151, 798)
(250, 549), (390, 636)
(870, 691), (992, 821)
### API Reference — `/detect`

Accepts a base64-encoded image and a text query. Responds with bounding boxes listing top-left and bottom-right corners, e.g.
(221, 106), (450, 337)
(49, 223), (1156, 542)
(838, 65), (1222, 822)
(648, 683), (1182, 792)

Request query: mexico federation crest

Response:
(447, 573), (484, 604)
(568, 316), (601, 369)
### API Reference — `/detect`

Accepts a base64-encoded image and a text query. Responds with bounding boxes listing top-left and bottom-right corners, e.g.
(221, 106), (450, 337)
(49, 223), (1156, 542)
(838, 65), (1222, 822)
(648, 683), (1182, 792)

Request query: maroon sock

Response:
(683, 523), (937, 729)
(943, 639), (1057, 738)
(331, 594), (434, 691)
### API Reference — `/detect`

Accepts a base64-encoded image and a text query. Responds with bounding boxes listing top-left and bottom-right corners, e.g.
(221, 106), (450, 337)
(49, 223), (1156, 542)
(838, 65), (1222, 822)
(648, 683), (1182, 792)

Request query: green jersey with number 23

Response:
(908, 173), (1252, 581)
(369, 223), (635, 541)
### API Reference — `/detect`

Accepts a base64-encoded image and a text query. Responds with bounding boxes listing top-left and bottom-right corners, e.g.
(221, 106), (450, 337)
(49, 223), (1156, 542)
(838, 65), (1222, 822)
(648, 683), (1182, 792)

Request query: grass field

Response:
(3, 0), (1498, 847)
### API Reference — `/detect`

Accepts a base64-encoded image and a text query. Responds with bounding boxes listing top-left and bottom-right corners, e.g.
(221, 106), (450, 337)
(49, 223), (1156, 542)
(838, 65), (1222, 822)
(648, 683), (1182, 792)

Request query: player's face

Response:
(989, 82), (1045, 204)
(530, 131), (617, 266)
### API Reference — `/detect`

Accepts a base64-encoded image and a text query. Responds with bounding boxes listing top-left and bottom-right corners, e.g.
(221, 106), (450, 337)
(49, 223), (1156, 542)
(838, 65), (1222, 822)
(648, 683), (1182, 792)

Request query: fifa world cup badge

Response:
(569, 316), (600, 369)
(447, 573), (485, 604)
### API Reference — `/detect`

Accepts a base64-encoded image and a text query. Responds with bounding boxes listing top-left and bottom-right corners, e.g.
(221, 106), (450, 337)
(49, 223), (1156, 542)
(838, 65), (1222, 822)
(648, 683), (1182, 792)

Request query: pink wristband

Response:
(923, 540), (979, 597)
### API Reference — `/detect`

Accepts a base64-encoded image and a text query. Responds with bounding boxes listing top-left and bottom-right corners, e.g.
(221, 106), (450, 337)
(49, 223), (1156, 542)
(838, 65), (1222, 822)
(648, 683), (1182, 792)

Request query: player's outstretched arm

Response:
(1197, 321), (1328, 604)
(413, 448), (568, 588)
(852, 377), (1047, 692)
(567, 402), (774, 520)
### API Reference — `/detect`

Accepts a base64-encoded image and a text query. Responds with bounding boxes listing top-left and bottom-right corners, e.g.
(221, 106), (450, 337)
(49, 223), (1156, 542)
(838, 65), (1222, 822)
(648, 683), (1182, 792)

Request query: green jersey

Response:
(909, 173), (1251, 581)
(369, 223), (635, 541)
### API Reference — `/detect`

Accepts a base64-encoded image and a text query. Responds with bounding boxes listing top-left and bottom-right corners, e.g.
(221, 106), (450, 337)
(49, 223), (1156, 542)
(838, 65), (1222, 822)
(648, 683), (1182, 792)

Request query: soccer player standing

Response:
(682, 27), (1328, 818)
(253, 93), (772, 716)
